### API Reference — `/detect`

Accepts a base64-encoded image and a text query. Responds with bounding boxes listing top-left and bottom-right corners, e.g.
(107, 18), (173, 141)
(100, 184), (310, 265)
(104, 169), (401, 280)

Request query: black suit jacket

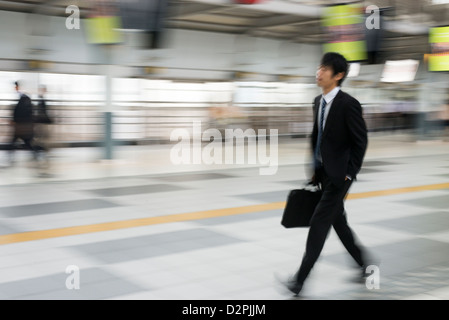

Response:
(13, 94), (33, 123)
(35, 97), (52, 124)
(312, 90), (368, 188)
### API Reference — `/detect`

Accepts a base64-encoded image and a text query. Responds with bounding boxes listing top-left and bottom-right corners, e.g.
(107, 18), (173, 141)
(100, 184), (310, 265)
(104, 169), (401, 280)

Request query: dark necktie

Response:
(314, 97), (327, 169)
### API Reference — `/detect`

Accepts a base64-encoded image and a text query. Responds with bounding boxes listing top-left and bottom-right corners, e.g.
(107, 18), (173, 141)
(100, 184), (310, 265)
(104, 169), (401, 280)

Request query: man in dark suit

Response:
(285, 52), (370, 296)
(8, 81), (38, 164)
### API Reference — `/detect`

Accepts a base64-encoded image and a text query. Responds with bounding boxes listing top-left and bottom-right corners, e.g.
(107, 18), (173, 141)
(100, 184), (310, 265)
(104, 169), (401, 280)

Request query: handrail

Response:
(0, 103), (424, 147)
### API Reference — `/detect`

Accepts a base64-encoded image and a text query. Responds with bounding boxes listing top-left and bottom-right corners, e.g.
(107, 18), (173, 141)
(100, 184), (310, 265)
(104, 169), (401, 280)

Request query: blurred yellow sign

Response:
(85, 16), (123, 44)
(322, 4), (367, 62)
(429, 26), (449, 71)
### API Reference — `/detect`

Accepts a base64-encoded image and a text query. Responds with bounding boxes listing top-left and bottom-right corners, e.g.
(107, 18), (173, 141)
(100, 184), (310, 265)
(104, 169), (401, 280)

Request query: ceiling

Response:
(0, 0), (448, 62)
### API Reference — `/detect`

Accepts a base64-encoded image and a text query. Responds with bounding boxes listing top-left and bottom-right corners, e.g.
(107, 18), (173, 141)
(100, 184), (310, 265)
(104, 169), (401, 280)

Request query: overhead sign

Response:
(428, 26), (449, 72)
(321, 3), (368, 62)
(381, 60), (419, 82)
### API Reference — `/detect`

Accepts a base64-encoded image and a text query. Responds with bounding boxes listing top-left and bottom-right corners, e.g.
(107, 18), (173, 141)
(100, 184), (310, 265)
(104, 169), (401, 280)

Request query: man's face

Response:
(316, 65), (343, 89)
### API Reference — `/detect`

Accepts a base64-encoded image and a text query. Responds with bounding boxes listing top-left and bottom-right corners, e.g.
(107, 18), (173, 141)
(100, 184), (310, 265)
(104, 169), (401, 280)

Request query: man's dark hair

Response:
(320, 52), (349, 86)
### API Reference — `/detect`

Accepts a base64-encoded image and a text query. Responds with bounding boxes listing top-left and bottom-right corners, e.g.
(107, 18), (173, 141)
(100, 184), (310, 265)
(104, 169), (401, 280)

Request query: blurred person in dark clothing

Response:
(8, 81), (38, 165)
(282, 52), (374, 296)
(439, 98), (449, 140)
(34, 85), (53, 176)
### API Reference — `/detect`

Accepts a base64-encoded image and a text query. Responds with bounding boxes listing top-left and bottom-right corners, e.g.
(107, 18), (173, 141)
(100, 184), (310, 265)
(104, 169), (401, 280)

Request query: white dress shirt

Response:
(318, 86), (340, 130)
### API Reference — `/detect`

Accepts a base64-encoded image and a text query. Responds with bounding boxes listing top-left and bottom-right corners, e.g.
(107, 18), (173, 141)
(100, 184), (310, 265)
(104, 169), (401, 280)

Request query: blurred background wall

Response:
(0, 0), (447, 155)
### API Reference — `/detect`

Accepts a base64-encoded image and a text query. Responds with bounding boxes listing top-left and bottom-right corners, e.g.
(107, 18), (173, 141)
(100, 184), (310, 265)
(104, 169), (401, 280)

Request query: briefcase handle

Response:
(303, 180), (321, 192)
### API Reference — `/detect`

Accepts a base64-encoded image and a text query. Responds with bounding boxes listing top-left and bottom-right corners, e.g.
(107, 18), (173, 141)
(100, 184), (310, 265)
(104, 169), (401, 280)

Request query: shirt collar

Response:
(322, 86), (340, 104)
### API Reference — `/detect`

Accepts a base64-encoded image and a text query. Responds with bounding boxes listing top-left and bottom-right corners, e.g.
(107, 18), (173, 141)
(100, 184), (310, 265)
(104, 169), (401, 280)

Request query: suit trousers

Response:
(295, 168), (365, 285)
(9, 123), (37, 156)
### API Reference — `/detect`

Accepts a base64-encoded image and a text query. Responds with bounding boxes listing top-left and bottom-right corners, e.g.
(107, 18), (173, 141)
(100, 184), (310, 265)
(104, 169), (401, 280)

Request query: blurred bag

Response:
(281, 183), (322, 228)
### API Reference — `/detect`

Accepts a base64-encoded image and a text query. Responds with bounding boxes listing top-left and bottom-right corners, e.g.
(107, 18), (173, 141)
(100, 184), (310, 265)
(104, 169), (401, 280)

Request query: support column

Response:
(104, 66), (113, 160)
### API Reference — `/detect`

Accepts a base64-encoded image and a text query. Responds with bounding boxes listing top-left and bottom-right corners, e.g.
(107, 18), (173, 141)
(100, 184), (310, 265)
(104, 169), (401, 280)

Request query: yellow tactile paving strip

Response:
(1, 182), (448, 246)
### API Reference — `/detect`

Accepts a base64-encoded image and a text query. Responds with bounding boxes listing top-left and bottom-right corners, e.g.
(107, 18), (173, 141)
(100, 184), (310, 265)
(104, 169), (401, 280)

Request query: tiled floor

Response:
(0, 132), (448, 300)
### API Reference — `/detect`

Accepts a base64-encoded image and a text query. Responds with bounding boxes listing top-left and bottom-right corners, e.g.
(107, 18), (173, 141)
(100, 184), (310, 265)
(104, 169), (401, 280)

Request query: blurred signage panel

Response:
(85, 16), (123, 44)
(117, 0), (168, 48)
(347, 63), (360, 77)
(234, 0), (264, 3)
(381, 60), (419, 83)
(118, 0), (165, 31)
(85, 0), (123, 44)
(429, 26), (449, 72)
(321, 3), (367, 62)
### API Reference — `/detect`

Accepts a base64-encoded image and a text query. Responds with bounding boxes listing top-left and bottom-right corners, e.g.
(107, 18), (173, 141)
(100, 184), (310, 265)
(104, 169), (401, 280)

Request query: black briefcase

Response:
(281, 185), (322, 228)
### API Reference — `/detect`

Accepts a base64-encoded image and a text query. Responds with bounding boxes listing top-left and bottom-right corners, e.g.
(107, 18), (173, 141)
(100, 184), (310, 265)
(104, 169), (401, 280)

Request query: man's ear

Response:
(335, 72), (345, 82)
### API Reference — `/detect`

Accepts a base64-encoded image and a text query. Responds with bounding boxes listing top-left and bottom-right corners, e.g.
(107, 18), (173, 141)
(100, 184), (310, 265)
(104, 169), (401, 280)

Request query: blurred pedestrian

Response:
(8, 81), (38, 165)
(439, 98), (449, 140)
(283, 52), (373, 296)
(34, 85), (53, 176)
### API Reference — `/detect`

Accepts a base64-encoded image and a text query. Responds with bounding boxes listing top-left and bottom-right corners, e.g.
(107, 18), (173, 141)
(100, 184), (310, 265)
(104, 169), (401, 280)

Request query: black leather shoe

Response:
(357, 266), (368, 283)
(274, 273), (303, 297)
(355, 262), (380, 284)
(285, 280), (303, 296)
